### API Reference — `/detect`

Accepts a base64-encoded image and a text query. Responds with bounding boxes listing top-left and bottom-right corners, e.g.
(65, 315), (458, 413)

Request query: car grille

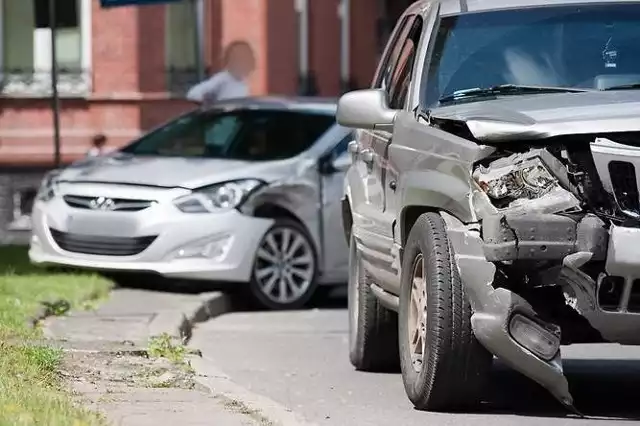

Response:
(49, 228), (157, 256)
(608, 160), (640, 213)
(63, 195), (154, 212)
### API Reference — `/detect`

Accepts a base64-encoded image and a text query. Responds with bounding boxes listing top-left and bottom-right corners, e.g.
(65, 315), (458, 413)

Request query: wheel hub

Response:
(408, 253), (427, 373)
(254, 226), (315, 305)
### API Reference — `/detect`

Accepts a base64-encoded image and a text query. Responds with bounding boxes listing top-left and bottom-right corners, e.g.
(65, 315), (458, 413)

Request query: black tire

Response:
(249, 218), (319, 310)
(348, 232), (399, 371)
(398, 212), (492, 411)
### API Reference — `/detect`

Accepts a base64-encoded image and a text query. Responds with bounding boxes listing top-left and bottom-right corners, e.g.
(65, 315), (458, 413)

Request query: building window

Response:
(165, 1), (201, 93)
(0, 0), (91, 97)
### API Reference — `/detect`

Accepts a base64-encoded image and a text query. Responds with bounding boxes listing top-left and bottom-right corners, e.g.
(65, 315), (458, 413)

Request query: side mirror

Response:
(336, 89), (397, 132)
(331, 152), (351, 172)
(319, 152), (351, 175)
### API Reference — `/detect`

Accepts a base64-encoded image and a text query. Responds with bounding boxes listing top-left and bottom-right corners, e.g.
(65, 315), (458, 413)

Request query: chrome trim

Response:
(63, 195), (155, 212)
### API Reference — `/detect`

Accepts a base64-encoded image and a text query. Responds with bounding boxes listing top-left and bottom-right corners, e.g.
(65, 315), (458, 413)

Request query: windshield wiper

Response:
(438, 84), (590, 104)
(602, 83), (640, 91)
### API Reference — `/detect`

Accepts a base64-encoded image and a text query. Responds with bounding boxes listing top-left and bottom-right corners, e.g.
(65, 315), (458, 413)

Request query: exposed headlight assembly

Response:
(174, 179), (264, 213)
(36, 170), (61, 202)
(474, 157), (558, 201)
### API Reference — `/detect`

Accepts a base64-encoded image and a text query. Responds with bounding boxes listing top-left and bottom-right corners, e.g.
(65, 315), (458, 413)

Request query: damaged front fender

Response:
(440, 212), (575, 409)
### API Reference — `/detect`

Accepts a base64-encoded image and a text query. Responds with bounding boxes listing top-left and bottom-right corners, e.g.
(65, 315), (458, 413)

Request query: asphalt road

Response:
(190, 292), (640, 426)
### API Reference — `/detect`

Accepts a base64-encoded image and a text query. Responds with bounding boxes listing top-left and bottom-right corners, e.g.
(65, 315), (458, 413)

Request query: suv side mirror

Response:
(336, 89), (397, 131)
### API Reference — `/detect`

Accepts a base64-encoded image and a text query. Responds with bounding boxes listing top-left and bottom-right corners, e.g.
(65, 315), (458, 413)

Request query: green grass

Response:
(0, 245), (112, 426)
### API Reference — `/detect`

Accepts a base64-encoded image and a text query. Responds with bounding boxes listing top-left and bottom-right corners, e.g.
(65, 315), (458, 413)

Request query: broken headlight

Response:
(474, 158), (558, 201)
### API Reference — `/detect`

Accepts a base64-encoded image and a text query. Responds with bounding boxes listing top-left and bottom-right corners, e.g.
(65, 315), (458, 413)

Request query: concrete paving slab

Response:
(43, 287), (273, 425)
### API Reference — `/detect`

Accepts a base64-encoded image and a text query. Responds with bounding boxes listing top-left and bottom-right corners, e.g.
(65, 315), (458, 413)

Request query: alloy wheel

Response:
(254, 226), (316, 305)
(408, 253), (427, 373)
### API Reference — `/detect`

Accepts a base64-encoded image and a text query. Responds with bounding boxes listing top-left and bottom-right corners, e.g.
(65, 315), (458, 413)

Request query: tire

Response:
(398, 212), (492, 411)
(249, 218), (319, 310)
(348, 232), (399, 372)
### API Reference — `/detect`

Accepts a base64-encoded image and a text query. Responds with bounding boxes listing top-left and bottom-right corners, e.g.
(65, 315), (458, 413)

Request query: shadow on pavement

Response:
(482, 358), (640, 420)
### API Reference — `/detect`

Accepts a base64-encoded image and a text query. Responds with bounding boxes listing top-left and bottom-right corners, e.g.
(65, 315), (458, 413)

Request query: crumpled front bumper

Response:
(442, 211), (640, 410)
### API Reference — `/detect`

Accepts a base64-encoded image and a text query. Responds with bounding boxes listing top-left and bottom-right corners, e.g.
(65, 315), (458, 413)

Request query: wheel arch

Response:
(400, 205), (440, 249)
(253, 203), (309, 233)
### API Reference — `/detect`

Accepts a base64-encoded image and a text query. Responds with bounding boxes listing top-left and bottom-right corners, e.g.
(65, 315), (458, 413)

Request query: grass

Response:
(0, 245), (112, 426)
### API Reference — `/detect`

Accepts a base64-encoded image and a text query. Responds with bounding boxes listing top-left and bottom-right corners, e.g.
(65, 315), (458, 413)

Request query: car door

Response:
(350, 14), (418, 289)
(319, 132), (353, 282)
(380, 16), (424, 275)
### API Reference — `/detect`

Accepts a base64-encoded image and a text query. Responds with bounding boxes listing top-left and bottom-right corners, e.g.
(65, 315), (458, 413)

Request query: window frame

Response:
(165, 0), (199, 94)
(387, 17), (424, 110)
(372, 14), (417, 91)
(0, 0), (92, 97)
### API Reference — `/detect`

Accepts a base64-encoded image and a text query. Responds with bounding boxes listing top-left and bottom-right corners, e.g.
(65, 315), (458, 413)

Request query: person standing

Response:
(186, 40), (256, 104)
(86, 134), (108, 158)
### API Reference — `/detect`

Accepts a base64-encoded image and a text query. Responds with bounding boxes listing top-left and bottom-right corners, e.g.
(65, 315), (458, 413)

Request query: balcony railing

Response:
(0, 68), (91, 97)
(166, 66), (210, 95)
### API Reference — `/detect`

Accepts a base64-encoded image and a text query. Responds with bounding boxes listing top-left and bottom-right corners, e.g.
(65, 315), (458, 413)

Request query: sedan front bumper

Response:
(29, 192), (274, 282)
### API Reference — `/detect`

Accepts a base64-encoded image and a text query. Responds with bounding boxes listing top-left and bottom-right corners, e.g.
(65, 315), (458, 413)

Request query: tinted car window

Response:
(121, 110), (335, 161)
(373, 15), (416, 90)
(423, 4), (640, 106)
(388, 17), (423, 109)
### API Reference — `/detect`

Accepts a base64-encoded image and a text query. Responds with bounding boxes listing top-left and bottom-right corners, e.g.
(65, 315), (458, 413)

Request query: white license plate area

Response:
(65, 212), (138, 237)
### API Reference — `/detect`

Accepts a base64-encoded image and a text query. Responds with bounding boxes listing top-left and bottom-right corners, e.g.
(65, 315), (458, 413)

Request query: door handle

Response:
(347, 140), (359, 154)
(361, 149), (374, 165)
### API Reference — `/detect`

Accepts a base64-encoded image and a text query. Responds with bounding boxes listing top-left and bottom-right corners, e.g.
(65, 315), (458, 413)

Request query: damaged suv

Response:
(338, 0), (640, 414)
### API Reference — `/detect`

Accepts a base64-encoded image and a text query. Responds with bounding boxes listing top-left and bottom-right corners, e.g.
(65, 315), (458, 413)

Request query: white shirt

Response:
(186, 71), (249, 103)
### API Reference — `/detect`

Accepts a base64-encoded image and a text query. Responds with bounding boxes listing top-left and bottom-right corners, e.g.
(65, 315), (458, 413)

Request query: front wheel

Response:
(249, 218), (319, 310)
(398, 212), (492, 411)
(348, 232), (399, 371)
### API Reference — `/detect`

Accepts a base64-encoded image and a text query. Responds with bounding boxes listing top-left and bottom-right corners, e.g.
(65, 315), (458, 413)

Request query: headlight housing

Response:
(174, 179), (264, 213)
(474, 157), (558, 203)
(36, 170), (62, 202)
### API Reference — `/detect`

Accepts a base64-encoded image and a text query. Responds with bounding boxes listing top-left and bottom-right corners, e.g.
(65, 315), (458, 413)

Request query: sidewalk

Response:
(44, 288), (264, 426)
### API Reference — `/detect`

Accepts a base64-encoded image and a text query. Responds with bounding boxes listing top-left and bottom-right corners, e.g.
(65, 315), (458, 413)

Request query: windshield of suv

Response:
(120, 109), (336, 161)
(424, 4), (640, 106)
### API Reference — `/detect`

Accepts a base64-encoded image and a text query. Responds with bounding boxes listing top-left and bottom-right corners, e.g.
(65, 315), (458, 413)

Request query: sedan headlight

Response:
(36, 170), (61, 202)
(174, 179), (265, 213)
(474, 157), (558, 201)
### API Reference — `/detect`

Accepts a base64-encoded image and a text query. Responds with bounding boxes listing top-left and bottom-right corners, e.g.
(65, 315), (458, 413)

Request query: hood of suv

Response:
(430, 90), (640, 142)
(57, 154), (297, 189)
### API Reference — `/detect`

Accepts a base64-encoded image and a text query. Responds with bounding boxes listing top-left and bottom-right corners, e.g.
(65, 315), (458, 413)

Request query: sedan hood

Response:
(430, 90), (640, 142)
(57, 154), (300, 189)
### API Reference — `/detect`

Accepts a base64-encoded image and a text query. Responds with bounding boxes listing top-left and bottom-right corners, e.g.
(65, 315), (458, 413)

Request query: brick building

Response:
(0, 0), (411, 242)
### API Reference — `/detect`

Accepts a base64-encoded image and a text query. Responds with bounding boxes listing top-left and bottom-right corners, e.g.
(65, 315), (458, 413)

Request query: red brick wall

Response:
(309, 0), (341, 96)
(0, 0), (384, 167)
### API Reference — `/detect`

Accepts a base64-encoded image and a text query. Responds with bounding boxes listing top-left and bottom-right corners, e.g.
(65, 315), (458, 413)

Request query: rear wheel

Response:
(249, 218), (318, 310)
(399, 212), (492, 411)
(348, 233), (399, 371)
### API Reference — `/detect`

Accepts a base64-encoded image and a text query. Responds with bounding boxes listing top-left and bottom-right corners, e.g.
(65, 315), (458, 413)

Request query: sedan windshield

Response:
(424, 4), (640, 106)
(121, 109), (336, 161)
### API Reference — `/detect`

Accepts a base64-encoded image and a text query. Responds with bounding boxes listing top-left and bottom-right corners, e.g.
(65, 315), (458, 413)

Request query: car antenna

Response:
(459, 0), (468, 12)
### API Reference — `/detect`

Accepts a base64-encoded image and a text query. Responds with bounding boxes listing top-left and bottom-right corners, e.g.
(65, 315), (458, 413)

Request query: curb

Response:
(190, 355), (318, 426)
(147, 291), (234, 344)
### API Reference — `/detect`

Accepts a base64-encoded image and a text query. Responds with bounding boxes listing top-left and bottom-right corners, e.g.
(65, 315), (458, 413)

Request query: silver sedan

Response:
(29, 97), (353, 310)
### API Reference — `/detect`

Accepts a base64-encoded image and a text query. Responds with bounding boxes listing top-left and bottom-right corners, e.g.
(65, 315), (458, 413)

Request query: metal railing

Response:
(0, 68), (91, 97)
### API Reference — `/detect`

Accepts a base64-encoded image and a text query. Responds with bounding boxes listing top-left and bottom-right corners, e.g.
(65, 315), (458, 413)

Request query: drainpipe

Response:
(295, 0), (317, 95)
(49, 0), (61, 168)
(193, 0), (205, 81)
(338, 0), (351, 93)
